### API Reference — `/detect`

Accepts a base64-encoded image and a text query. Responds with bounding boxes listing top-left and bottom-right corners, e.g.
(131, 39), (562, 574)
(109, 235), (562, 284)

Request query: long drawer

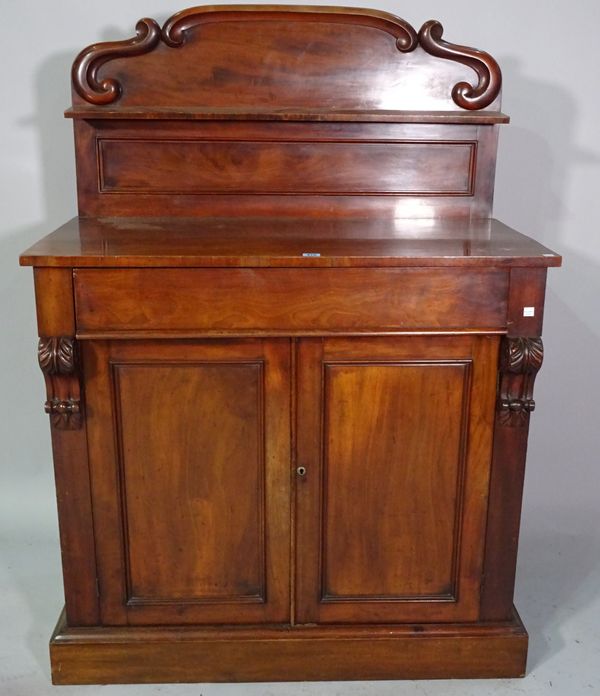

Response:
(74, 268), (508, 335)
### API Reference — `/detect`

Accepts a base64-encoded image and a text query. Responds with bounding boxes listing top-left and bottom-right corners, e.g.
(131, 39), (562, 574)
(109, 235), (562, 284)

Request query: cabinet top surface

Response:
(20, 217), (561, 268)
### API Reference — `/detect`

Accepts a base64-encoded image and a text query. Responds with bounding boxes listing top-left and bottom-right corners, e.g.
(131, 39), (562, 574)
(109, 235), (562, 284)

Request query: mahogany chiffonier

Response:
(20, 5), (561, 684)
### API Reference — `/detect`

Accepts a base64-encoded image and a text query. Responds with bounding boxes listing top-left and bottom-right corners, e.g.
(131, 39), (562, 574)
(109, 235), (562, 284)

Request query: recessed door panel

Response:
(322, 361), (468, 601)
(114, 362), (264, 604)
(295, 335), (498, 623)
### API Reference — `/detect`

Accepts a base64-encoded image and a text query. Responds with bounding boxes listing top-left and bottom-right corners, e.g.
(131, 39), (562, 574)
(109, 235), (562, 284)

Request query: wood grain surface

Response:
(20, 216), (561, 268)
(73, 267), (509, 334)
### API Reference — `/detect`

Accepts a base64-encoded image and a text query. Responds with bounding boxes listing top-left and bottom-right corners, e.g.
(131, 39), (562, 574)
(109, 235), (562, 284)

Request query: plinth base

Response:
(50, 608), (528, 684)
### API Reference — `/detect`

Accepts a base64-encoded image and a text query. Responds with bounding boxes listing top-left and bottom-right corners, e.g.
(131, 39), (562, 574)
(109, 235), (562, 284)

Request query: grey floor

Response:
(1, 469), (598, 696)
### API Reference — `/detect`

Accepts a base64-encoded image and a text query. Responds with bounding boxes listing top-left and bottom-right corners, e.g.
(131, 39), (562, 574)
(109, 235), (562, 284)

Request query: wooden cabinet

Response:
(20, 4), (561, 685)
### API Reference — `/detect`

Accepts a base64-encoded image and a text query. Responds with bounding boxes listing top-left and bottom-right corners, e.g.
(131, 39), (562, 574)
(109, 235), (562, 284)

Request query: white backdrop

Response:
(1, 1), (599, 694)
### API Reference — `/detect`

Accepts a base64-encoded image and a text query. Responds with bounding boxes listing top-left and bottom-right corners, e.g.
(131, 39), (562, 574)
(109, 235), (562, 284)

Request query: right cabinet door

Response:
(295, 335), (499, 624)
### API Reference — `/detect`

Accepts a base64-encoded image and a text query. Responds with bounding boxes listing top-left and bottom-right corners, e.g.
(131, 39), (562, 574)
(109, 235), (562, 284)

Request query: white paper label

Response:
(523, 306), (535, 317)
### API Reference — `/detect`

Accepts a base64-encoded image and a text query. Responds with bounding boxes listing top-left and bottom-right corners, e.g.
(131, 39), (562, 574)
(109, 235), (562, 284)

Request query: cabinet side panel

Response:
(481, 269), (547, 620)
(33, 268), (99, 625)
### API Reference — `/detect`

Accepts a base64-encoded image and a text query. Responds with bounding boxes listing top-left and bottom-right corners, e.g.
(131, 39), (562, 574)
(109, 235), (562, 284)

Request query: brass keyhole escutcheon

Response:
(296, 466), (307, 477)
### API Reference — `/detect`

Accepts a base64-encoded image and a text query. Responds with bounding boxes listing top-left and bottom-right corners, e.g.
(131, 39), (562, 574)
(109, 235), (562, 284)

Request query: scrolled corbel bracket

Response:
(418, 20), (502, 110)
(71, 17), (161, 105)
(497, 337), (544, 427)
(38, 337), (83, 430)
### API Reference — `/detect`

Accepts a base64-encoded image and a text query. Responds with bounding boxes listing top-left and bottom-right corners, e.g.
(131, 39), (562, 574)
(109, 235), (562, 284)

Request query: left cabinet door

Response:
(81, 339), (291, 626)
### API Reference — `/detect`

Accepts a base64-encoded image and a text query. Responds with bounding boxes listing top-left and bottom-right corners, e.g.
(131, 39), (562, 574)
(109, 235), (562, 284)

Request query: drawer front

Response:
(74, 268), (508, 334)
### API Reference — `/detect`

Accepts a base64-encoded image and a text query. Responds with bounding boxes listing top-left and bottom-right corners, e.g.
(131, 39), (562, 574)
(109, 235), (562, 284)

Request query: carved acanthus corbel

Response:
(497, 337), (543, 426)
(38, 337), (82, 429)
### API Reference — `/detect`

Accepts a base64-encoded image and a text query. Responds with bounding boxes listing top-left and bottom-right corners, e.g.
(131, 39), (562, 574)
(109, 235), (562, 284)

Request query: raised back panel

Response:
(68, 5), (506, 218)
(71, 8), (501, 112)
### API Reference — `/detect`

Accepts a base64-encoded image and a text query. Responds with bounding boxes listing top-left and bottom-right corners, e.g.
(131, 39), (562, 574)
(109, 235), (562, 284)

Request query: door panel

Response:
(83, 339), (290, 625)
(323, 361), (468, 600)
(115, 362), (264, 603)
(295, 335), (498, 623)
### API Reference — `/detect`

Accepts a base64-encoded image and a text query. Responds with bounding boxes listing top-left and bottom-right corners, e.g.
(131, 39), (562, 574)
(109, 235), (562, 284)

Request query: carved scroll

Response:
(71, 18), (161, 105)
(497, 337), (543, 426)
(419, 20), (502, 110)
(70, 7), (501, 110)
(38, 337), (82, 429)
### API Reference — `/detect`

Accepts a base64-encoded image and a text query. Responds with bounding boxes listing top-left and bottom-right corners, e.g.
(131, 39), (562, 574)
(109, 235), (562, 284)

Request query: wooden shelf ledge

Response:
(65, 107), (510, 124)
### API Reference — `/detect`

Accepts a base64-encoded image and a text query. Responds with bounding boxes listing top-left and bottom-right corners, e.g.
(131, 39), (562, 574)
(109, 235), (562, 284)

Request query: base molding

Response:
(50, 608), (528, 684)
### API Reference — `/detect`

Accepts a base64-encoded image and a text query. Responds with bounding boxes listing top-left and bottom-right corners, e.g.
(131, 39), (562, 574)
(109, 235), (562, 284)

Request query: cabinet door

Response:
(83, 339), (290, 625)
(295, 335), (498, 623)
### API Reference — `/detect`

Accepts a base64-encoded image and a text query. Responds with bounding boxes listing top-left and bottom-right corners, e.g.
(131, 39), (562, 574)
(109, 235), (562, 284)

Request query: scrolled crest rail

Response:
(70, 5), (502, 110)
